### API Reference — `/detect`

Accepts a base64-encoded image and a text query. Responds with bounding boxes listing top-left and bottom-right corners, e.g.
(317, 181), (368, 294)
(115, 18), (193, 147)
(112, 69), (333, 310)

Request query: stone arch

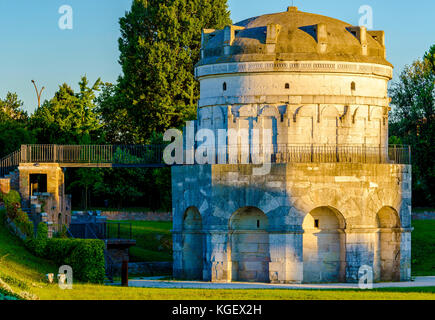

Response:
(238, 104), (257, 117)
(319, 105), (340, 145)
(320, 105), (340, 119)
(369, 106), (385, 121)
(213, 106), (226, 128)
(292, 105), (315, 122)
(259, 105), (280, 118)
(376, 206), (401, 281)
(302, 206), (346, 283)
(229, 206), (270, 282)
(182, 207), (204, 280)
(288, 105), (314, 145)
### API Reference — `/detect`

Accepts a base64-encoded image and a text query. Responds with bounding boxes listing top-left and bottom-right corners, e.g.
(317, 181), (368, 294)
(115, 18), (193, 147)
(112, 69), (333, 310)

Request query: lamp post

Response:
(31, 80), (45, 109)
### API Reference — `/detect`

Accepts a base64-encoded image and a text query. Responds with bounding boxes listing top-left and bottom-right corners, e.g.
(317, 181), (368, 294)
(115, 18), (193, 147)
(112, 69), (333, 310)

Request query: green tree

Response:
(0, 92), (35, 158)
(389, 46), (435, 206)
(113, 0), (231, 142)
(93, 168), (146, 209)
(95, 83), (139, 144)
(0, 92), (28, 123)
(424, 44), (435, 72)
(68, 169), (103, 210)
(30, 77), (103, 144)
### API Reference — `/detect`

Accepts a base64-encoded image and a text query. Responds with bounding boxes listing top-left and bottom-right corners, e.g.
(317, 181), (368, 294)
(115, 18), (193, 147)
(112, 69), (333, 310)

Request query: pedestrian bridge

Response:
(0, 143), (411, 178)
(0, 144), (167, 177)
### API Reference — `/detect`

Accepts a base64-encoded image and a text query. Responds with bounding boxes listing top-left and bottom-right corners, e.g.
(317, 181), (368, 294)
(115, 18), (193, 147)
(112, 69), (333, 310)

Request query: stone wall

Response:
(0, 179), (10, 194)
(412, 211), (435, 220)
(102, 211), (172, 221)
(172, 162), (412, 284)
(113, 262), (172, 276)
(18, 163), (71, 231)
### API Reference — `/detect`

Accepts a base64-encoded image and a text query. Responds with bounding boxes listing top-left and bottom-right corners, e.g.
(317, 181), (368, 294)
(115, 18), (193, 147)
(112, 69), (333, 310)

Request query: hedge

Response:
(2, 191), (105, 283)
(26, 237), (106, 283)
(25, 222), (48, 256)
(0, 191), (33, 238)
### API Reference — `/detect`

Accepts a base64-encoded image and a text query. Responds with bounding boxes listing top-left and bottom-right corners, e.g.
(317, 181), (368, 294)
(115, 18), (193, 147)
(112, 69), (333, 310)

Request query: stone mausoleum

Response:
(172, 7), (412, 283)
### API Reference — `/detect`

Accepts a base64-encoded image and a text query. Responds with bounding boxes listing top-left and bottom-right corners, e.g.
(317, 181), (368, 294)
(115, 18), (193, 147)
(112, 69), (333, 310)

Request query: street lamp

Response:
(31, 80), (45, 109)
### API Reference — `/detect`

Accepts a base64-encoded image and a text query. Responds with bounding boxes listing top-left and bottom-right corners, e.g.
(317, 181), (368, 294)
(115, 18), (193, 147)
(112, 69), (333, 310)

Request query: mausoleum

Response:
(171, 6), (412, 283)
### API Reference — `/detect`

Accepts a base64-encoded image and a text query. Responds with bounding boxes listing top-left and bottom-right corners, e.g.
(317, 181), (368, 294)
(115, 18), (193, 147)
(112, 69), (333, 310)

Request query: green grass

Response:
(412, 220), (435, 276)
(0, 212), (435, 300)
(31, 285), (435, 300)
(115, 220), (172, 262)
(0, 210), (57, 299)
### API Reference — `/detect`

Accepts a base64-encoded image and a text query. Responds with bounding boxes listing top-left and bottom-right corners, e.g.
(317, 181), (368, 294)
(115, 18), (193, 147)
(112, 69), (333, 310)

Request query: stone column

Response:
(400, 228), (412, 281)
(203, 230), (231, 282)
(172, 230), (184, 279)
(345, 228), (378, 283)
(268, 226), (304, 284)
(0, 178), (11, 194)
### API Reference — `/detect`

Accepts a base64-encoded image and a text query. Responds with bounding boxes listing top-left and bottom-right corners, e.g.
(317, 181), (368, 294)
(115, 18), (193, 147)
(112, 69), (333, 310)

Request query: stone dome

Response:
(198, 6), (391, 67)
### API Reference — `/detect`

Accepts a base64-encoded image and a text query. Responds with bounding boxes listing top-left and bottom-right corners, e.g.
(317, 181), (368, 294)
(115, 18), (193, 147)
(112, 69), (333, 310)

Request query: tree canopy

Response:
(109, 0), (231, 142)
(30, 77), (103, 145)
(389, 44), (435, 206)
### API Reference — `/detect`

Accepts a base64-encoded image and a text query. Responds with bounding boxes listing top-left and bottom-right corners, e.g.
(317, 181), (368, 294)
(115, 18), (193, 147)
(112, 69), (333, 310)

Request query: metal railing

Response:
(68, 220), (133, 240)
(106, 222), (133, 240)
(0, 144), (411, 178)
(0, 150), (21, 177)
(19, 144), (165, 166)
(204, 144), (411, 165)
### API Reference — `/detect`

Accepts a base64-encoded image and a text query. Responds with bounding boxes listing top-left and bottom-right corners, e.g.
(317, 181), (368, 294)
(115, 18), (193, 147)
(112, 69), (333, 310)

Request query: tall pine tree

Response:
(113, 0), (231, 142)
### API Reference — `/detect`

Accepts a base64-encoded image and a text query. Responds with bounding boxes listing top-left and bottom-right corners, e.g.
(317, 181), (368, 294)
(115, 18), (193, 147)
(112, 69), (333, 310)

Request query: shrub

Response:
(14, 209), (34, 238)
(0, 209), (6, 225)
(0, 190), (21, 209)
(42, 239), (105, 283)
(25, 222), (48, 256)
(53, 224), (68, 239)
(0, 191), (33, 238)
(65, 240), (106, 284)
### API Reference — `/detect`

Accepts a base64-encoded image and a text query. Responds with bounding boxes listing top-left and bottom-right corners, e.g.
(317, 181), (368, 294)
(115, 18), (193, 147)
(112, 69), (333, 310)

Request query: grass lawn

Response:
(1, 212), (435, 300)
(33, 285), (435, 300)
(114, 220), (172, 262)
(411, 220), (435, 276)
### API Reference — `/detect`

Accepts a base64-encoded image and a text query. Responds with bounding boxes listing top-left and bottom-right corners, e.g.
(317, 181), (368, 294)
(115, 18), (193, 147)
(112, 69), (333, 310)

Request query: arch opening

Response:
(229, 207), (270, 282)
(182, 207), (203, 280)
(302, 206), (346, 283)
(376, 206), (401, 281)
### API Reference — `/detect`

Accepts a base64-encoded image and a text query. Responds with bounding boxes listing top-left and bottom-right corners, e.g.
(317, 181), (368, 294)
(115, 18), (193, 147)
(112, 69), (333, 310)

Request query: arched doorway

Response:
(182, 207), (203, 280)
(377, 206), (401, 281)
(302, 206), (346, 283)
(229, 207), (270, 282)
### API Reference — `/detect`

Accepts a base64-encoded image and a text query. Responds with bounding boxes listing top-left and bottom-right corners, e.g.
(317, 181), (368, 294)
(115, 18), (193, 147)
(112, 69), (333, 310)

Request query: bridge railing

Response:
(19, 144), (165, 166)
(192, 144), (411, 165)
(0, 150), (21, 178)
(0, 144), (412, 178)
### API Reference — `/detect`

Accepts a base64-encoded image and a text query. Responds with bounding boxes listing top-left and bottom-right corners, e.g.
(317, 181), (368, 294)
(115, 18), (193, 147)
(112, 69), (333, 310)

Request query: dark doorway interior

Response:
(30, 174), (47, 196)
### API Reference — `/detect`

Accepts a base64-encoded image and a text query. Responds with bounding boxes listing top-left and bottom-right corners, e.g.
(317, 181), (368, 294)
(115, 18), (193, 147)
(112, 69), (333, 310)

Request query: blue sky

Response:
(0, 0), (433, 113)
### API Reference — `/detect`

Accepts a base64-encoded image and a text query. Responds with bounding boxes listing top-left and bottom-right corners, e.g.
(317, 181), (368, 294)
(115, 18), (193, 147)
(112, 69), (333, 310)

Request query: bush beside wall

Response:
(26, 236), (106, 283)
(1, 191), (105, 283)
(0, 191), (33, 238)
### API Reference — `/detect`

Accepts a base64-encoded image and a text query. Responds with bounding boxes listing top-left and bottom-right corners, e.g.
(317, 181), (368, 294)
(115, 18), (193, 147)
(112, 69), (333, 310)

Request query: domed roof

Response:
(198, 7), (392, 67)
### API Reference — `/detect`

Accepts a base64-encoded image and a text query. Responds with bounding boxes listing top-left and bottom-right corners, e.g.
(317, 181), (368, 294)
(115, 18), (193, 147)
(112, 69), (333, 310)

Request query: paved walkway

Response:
(128, 276), (435, 290)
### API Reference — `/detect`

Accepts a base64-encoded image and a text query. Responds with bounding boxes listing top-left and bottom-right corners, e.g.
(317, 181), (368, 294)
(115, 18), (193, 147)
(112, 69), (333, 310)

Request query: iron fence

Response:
(0, 144), (412, 178)
(19, 144), (165, 166)
(0, 150), (20, 177)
